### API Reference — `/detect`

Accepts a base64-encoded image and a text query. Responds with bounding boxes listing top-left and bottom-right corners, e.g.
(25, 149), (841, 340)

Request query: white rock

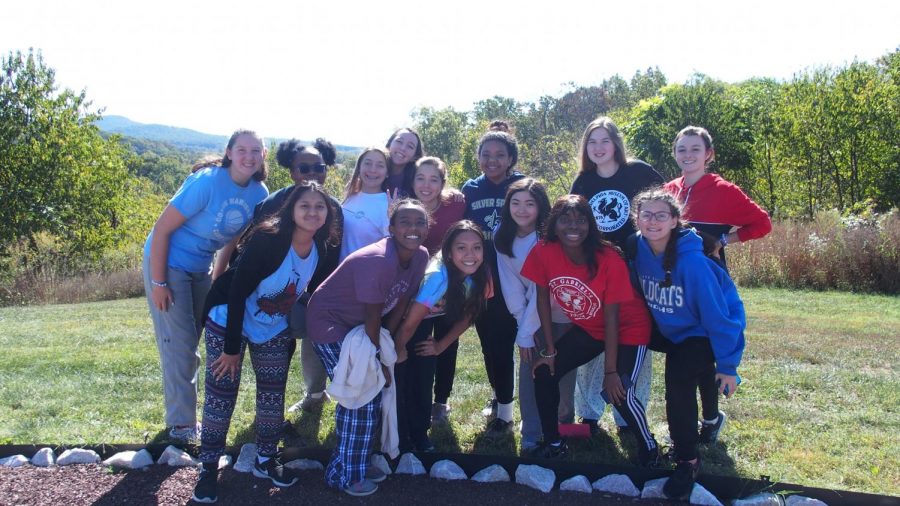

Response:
(690, 483), (723, 506)
(156, 445), (198, 467)
(515, 464), (555, 493)
(0, 455), (29, 468)
(395, 453), (426, 475)
(429, 460), (467, 480)
(370, 454), (392, 476)
(733, 493), (785, 506)
(218, 455), (232, 470)
(233, 444), (257, 473)
(785, 497), (827, 506)
(560, 475), (592, 493)
(30, 448), (55, 467)
(641, 477), (669, 499)
(103, 450), (154, 469)
(592, 474), (640, 497)
(284, 459), (324, 471)
(471, 464), (510, 483)
(57, 448), (101, 466)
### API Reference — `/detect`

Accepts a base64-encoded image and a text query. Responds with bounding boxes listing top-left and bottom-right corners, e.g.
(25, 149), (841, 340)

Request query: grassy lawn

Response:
(0, 287), (897, 494)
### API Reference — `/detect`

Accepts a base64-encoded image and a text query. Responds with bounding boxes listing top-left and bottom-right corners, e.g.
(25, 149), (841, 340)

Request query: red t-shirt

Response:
(521, 241), (650, 346)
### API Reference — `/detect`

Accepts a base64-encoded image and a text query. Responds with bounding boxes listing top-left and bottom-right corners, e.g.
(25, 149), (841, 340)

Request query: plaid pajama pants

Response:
(314, 340), (382, 489)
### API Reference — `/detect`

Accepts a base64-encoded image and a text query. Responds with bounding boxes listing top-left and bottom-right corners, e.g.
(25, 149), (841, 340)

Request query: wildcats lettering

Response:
(640, 277), (684, 314)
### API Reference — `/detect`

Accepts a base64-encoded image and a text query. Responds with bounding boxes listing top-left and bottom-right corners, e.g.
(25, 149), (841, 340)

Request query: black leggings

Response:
(665, 337), (716, 461)
(432, 316), (458, 405)
(534, 325), (654, 451)
(474, 294), (518, 405)
(396, 319), (437, 449)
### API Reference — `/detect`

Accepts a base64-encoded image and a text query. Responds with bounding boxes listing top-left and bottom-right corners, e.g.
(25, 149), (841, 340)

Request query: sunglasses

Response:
(293, 163), (327, 174)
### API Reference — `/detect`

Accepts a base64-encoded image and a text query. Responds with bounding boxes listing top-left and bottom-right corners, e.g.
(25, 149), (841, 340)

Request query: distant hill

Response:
(96, 115), (360, 153)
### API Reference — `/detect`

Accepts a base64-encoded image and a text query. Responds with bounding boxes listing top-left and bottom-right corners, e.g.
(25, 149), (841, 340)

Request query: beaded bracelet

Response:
(539, 349), (557, 359)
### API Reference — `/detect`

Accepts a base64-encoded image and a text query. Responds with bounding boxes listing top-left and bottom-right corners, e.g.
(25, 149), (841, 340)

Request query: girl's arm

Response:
(148, 205), (188, 312)
(415, 316), (471, 357)
(384, 292), (414, 336)
(496, 251), (539, 348)
(212, 235), (241, 280)
(392, 302), (430, 363)
(531, 285), (557, 377)
(364, 301), (392, 387)
(601, 303), (626, 405)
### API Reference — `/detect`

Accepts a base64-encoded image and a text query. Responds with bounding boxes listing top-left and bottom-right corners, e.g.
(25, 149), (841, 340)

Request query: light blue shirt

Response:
(144, 167), (268, 273)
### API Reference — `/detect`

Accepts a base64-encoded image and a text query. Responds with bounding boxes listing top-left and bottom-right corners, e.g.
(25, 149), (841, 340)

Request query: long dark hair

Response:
(440, 220), (489, 321)
(631, 188), (690, 288)
(243, 182), (338, 247)
(494, 178), (551, 257)
(386, 128), (424, 196)
(543, 194), (616, 280)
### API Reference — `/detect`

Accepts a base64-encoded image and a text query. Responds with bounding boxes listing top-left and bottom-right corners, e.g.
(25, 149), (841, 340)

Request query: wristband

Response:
(719, 233), (729, 247)
(539, 349), (557, 358)
(605, 371), (618, 375)
(151, 279), (168, 288)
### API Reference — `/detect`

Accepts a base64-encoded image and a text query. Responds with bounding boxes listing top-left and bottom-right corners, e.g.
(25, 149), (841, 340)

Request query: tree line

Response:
(1, 48), (897, 278)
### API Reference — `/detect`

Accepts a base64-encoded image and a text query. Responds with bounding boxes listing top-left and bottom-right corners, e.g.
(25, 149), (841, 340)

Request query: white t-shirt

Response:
(340, 192), (390, 261)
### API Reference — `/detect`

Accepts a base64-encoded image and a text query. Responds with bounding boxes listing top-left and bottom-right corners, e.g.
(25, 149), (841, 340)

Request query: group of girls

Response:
(142, 115), (769, 502)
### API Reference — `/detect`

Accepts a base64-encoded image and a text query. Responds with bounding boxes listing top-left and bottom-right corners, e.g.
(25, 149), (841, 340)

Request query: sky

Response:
(2, 0), (898, 147)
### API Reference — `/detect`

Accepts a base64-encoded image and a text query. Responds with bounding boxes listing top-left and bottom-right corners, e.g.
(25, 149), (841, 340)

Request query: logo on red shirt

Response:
(548, 276), (601, 321)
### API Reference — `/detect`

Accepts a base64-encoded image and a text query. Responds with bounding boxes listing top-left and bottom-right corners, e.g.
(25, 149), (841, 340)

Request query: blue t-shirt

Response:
(210, 246), (318, 344)
(415, 256), (473, 319)
(144, 167), (269, 273)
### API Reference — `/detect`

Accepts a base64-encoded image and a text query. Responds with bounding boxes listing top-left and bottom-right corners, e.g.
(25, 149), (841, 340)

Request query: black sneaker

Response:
(252, 457), (299, 488)
(528, 439), (569, 459)
(663, 458), (700, 499)
(484, 418), (513, 438)
(698, 411), (727, 444)
(637, 438), (665, 468)
(192, 467), (218, 504)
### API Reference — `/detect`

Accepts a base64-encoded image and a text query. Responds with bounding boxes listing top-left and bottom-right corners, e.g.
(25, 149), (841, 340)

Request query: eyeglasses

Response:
(638, 211), (673, 222)
(293, 163), (327, 174)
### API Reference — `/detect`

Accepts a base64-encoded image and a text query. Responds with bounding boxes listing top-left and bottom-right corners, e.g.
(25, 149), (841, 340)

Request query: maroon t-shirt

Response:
(307, 238), (428, 344)
(422, 199), (466, 255)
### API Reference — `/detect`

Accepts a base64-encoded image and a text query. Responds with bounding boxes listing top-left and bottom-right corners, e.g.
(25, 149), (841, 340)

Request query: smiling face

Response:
(413, 163), (443, 207)
(291, 149), (326, 185)
(448, 230), (484, 276)
(389, 131), (419, 170)
(226, 133), (265, 182)
(586, 127), (618, 172)
(555, 209), (590, 250)
(358, 151), (388, 193)
(478, 140), (512, 184)
(509, 190), (538, 235)
(389, 206), (429, 253)
(674, 134), (712, 180)
(292, 189), (328, 235)
(637, 199), (678, 253)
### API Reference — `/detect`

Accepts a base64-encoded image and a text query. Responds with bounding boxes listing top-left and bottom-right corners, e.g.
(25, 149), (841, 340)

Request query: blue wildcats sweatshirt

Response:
(633, 228), (746, 376)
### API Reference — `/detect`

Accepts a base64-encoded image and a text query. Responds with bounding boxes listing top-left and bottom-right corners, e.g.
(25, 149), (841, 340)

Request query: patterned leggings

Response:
(199, 318), (293, 463)
(314, 340), (382, 489)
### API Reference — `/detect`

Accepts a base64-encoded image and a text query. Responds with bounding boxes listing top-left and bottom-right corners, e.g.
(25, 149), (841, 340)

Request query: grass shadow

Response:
(430, 420), (462, 453)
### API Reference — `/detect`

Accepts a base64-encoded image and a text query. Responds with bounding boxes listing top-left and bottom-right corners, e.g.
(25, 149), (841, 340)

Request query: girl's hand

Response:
(531, 355), (555, 378)
(386, 188), (400, 207)
(415, 337), (441, 357)
(519, 346), (534, 364)
(381, 364), (392, 388)
(716, 373), (738, 398)
(211, 352), (241, 382)
(151, 285), (174, 312)
(603, 373), (626, 406)
(448, 189), (465, 204)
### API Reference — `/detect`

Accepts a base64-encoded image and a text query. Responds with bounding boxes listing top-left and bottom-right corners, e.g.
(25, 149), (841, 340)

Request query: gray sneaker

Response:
(365, 465), (387, 483)
(288, 392), (329, 413)
(343, 479), (378, 496)
(168, 424), (199, 442)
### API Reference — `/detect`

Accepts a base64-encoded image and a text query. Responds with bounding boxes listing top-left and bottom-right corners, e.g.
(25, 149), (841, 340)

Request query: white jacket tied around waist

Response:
(326, 325), (399, 458)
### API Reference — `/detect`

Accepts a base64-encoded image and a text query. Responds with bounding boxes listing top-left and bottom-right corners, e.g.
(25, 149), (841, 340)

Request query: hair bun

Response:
(489, 120), (510, 133)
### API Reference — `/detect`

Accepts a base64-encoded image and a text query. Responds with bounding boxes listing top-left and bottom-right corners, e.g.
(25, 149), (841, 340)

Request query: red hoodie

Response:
(664, 174), (772, 242)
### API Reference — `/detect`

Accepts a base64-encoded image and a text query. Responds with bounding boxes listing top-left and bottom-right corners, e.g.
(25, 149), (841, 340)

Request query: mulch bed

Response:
(0, 464), (673, 505)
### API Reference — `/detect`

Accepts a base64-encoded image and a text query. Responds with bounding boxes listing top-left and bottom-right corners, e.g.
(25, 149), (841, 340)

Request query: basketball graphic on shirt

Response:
(588, 190), (629, 233)
(548, 276), (601, 320)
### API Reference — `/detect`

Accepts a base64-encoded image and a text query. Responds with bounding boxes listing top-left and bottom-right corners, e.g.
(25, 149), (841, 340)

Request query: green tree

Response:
(0, 49), (134, 259)
(411, 106), (470, 164)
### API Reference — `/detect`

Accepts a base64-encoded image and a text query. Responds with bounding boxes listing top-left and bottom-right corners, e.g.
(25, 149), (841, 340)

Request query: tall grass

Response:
(729, 209), (900, 293)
